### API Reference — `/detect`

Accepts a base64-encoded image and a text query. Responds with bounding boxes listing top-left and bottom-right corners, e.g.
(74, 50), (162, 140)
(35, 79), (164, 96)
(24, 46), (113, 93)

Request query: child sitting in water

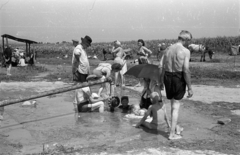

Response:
(119, 96), (130, 109)
(135, 92), (183, 135)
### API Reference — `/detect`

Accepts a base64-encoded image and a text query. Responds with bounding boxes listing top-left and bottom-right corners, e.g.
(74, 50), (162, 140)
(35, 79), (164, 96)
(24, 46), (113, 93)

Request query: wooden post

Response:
(26, 43), (28, 56)
(0, 78), (112, 107)
(6, 38), (8, 46)
(28, 43), (30, 55)
(1, 36), (4, 52)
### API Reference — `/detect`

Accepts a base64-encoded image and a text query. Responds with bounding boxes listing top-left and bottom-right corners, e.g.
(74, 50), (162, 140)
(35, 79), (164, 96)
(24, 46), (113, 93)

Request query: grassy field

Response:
(0, 52), (240, 88)
(0, 49), (240, 155)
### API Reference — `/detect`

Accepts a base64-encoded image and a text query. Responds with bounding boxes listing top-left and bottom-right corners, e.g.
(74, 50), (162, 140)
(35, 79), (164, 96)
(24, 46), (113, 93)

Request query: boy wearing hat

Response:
(72, 35), (92, 83)
(72, 35), (92, 112)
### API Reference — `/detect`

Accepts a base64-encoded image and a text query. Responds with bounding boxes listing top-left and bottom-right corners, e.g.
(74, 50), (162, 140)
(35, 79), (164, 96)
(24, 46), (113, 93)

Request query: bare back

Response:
(163, 43), (190, 72)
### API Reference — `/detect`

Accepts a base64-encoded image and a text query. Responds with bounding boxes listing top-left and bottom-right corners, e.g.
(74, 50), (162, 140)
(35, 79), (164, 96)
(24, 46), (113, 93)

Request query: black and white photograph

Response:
(0, 0), (240, 154)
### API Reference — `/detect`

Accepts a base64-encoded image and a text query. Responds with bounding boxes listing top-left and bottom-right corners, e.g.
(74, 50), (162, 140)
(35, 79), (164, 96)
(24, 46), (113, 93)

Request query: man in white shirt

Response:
(72, 35), (92, 83)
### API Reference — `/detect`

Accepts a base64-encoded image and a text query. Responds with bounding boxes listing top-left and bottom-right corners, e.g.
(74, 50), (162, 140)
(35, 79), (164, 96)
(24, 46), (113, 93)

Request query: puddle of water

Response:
(1, 83), (226, 154)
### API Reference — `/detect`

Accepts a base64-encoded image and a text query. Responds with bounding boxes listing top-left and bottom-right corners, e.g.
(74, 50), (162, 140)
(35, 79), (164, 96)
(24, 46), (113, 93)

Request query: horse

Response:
(229, 45), (240, 56)
(188, 44), (214, 62)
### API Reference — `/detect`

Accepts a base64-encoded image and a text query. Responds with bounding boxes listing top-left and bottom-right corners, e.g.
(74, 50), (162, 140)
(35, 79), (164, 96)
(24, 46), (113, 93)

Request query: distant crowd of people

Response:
(1, 47), (36, 76)
(71, 30), (193, 140)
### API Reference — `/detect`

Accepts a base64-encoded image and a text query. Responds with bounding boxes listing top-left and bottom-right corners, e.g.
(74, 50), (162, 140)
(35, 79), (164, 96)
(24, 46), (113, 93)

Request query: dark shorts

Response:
(73, 71), (88, 83)
(138, 57), (148, 64)
(77, 101), (91, 112)
(164, 71), (186, 100)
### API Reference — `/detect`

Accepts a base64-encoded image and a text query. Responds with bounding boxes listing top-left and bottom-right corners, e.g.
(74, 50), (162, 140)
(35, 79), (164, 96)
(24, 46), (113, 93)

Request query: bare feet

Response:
(168, 134), (182, 140)
(175, 125), (184, 135)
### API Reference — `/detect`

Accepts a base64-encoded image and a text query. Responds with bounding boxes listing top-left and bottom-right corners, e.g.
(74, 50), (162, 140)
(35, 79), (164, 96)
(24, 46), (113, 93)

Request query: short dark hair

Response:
(121, 96), (129, 102)
(111, 63), (122, 72)
(138, 39), (145, 46)
(111, 96), (120, 107)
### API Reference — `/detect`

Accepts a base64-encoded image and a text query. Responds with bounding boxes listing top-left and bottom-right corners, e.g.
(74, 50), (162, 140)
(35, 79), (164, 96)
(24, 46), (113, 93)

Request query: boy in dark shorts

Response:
(159, 30), (193, 140)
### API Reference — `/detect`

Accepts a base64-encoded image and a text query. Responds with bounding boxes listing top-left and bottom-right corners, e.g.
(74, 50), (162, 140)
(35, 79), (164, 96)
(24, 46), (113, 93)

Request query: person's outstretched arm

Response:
(158, 53), (165, 90)
(111, 47), (120, 53)
(183, 49), (193, 98)
(142, 46), (152, 55)
(135, 106), (152, 128)
(122, 50), (127, 60)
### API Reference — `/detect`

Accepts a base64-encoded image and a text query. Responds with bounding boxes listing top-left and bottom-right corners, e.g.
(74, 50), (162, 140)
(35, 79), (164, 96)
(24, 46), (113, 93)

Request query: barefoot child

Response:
(135, 92), (170, 130)
(135, 92), (183, 136)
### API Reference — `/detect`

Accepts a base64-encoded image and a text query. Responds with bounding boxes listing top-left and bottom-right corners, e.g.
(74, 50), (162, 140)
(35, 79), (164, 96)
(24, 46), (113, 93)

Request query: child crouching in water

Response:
(135, 92), (183, 135)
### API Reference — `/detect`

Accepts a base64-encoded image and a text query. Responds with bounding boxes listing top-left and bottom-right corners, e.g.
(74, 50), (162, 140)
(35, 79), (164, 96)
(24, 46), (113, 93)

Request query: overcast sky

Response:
(0, 0), (239, 43)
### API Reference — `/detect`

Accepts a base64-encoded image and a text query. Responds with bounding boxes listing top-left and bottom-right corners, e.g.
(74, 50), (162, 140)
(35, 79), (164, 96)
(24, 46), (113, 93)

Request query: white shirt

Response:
(75, 87), (91, 103)
(72, 44), (90, 74)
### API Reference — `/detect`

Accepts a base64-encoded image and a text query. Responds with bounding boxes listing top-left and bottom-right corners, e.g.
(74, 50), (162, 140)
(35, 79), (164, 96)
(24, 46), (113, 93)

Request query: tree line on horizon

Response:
(1, 35), (239, 60)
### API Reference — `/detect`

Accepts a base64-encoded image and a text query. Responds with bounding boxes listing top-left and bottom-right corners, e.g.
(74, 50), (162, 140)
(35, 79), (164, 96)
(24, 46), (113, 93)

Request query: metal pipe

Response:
(0, 78), (112, 107)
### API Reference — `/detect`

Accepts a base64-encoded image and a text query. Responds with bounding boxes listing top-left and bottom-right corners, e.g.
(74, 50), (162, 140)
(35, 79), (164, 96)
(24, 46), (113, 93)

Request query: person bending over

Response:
(92, 62), (112, 96)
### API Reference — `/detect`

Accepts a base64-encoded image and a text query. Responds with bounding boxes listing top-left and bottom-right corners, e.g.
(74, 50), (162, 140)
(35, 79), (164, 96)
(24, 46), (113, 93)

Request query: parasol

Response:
(124, 64), (160, 81)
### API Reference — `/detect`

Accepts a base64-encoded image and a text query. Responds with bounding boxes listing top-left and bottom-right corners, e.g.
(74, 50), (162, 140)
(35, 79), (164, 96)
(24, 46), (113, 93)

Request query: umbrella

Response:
(124, 64), (160, 81)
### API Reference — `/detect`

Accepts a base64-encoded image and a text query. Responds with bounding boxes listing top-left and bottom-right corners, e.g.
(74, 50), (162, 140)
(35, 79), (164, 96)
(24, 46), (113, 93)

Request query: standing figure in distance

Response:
(3, 46), (13, 76)
(111, 40), (127, 87)
(135, 39), (152, 87)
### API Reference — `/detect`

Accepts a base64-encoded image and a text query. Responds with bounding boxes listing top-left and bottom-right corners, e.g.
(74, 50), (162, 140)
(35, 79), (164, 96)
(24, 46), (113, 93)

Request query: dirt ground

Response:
(0, 58), (240, 155)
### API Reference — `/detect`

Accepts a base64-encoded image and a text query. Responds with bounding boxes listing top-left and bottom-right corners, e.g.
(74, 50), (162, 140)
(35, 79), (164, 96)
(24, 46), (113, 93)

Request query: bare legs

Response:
(115, 71), (124, 86)
(115, 72), (119, 86)
(169, 99), (182, 139)
(90, 101), (104, 113)
(6, 64), (12, 76)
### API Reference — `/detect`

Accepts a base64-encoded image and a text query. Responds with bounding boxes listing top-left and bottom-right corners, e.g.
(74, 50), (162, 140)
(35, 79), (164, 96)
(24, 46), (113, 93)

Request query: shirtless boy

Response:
(135, 92), (170, 131)
(159, 30), (193, 140)
(135, 92), (183, 134)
